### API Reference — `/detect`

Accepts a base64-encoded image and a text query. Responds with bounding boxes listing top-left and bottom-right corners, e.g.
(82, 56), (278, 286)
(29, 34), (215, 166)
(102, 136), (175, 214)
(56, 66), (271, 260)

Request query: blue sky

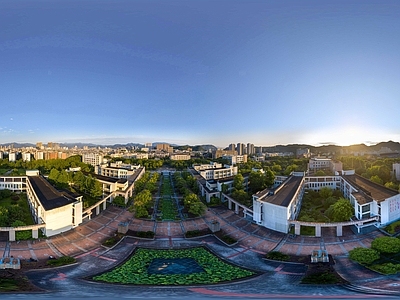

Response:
(1, 0), (400, 148)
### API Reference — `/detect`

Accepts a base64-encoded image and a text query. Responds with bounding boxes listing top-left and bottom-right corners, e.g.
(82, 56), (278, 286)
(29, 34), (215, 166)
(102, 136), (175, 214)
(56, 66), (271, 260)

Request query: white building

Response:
(308, 158), (343, 174)
(193, 163), (237, 180)
(222, 154), (248, 165)
(35, 151), (44, 160)
(393, 163), (400, 181)
(82, 153), (103, 166)
(0, 172), (83, 237)
(170, 154), (191, 161)
(8, 153), (16, 162)
(96, 162), (141, 179)
(252, 171), (400, 234)
(90, 166), (145, 202)
(22, 152), (31, 162)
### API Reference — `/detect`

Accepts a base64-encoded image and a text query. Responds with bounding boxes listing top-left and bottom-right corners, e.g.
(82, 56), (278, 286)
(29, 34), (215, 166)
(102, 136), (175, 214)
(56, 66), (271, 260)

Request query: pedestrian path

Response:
(2, 203), (399, 296)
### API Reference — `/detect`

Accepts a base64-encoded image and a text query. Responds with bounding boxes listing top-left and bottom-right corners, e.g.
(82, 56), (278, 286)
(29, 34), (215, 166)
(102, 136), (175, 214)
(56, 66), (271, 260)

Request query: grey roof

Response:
(28, 176), (77, 211)
(259, 176), (303, 207)
(343, 174), (398, 202)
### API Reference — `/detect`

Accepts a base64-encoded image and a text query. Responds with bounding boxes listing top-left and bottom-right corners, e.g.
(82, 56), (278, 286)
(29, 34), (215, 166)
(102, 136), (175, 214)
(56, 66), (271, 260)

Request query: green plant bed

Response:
(103, 233), (124, 247)
(46, 256), (76, 267)
(215, 231), (237, 245)
(127, 230), (155, 239)
(185, 228), (212, 238)
(92, 247), (256, 285)
(265, 251), (290, 261)
(384, 220), (400, 235)
(368, 262), (400, 275)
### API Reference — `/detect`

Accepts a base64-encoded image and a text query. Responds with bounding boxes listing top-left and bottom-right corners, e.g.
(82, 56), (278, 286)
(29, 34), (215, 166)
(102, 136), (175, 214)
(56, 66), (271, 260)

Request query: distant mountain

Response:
(0, 142), (35, 148)
(1, 140), (399, 154)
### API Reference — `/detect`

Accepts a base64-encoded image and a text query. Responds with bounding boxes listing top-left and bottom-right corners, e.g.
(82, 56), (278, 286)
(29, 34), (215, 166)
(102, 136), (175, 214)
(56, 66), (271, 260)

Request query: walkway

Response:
(1, 204), (399, 296)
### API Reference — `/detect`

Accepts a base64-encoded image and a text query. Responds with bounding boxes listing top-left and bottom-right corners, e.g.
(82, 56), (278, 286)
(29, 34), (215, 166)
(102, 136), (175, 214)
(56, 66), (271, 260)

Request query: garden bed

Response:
(91, 247), (257, 285)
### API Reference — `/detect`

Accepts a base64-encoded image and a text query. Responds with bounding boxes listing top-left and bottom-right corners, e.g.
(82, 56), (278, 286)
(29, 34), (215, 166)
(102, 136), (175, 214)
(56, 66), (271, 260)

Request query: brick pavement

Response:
(4, 204), (399, 295)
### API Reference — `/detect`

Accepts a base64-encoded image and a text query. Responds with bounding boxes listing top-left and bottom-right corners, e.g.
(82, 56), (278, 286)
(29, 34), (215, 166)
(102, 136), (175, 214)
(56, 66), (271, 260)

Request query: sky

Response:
(1, 0), (400, 148)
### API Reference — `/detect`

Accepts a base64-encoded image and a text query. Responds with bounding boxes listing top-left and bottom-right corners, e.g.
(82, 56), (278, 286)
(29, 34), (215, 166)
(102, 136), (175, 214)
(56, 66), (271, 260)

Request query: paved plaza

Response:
(1, 205), (400, 298)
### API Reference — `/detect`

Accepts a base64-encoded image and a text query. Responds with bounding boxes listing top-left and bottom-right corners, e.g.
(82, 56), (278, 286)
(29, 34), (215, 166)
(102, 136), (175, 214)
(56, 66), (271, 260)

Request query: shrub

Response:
(46, 256), (76, 266)
(135, 231), (155, 239)
(349, 247), (380, 265)
(384, 220), (400, 235)
(185, 229), (212, 238)
(265, 251), (290, 261)
(369, 263), (400, 275)
(103, 233), (123, 247)
(371, 236), (400, 254)
(219, 234), (236, 245)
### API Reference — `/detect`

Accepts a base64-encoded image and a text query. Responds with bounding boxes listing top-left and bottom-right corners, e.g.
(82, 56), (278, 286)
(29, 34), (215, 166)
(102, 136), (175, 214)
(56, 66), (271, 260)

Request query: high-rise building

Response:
(236, 143), (245, 155)
(156, 143), (173, 153)
(228, 143), (236, 151)
(8, 152), (16, 162)
(247, 143), (255, 155)
(22, 153), (31, 162)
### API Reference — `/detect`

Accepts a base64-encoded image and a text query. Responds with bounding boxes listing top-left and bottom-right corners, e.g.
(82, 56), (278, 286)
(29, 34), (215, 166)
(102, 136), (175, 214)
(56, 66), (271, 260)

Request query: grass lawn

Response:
(158, 175), (180, 220)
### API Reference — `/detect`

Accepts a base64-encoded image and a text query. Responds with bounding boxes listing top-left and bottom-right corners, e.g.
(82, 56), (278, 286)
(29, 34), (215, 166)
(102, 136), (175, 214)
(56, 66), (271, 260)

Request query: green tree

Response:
(325, 198), (353, 222)
(233, 173), (245, 191)
(319, 187), (333, 199)
(314, 170), (326, 176)
(231, 189), (251, 206)
(188, 199), (206, 216)
(89, 178), (103, 198)
(0, 206), (8, 227)
(371, 236), (400, 254)
(7, 205), (25, 225)
(113, 195), (126, 207)
(385, 182), (398, 190)
(349, 247), (380, 265)
(48, 168), (60, 184)
(370, 175), (383, 185)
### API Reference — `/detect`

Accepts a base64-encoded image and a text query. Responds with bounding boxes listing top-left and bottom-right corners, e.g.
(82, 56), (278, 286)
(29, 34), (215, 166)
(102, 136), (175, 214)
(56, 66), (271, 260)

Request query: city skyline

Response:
(1, 1), (400, 148)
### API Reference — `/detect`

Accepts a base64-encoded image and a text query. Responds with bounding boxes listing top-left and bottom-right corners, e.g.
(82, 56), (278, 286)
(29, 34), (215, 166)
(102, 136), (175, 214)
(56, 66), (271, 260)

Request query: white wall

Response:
(381, 194), (400, 226)
(43, 205), (74, 236)
(261, 202), (289, 233)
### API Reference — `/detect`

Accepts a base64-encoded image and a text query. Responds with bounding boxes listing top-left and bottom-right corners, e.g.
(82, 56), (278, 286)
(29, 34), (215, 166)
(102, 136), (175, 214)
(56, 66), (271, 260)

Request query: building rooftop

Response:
(344, 174), (398, 202)
(83, 171), (127, 184)
(257, 175), (303, 207)
(128, 167), (145, 184)
(28, 176), (77, 211)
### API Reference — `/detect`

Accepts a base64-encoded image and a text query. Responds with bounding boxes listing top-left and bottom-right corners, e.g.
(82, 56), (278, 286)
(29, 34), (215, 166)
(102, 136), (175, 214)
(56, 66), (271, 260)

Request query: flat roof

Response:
(128, 167), (145, 184)
(29, 176), (77, 211)
(260, 176), (303, 207)
(344, 174), (398, 202)
(83, 171), (127, 184)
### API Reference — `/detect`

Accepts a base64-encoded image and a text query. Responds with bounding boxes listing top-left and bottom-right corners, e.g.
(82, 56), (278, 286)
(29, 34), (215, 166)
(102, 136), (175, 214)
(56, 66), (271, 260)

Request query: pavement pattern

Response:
(1, 205), (400, 299)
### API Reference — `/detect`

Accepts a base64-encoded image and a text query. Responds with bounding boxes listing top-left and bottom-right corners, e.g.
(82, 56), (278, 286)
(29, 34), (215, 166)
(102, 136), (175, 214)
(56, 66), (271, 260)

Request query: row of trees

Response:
(133, 172), (160, 195)
(131, 172), (160, 218)
(173, 172), (206, 216)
